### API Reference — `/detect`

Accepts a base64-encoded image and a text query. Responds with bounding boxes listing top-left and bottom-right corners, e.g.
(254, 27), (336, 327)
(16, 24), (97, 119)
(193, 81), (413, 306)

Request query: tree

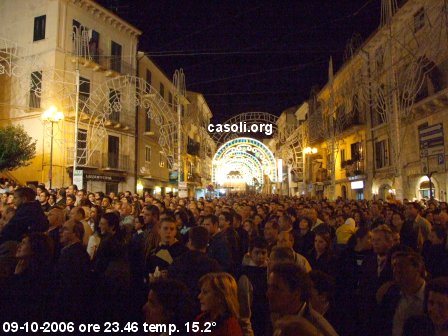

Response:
(0, 125), (36, 171)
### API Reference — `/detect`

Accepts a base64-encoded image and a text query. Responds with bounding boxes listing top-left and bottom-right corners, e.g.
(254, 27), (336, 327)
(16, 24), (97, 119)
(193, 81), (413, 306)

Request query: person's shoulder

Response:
(308, 307), (339, 336)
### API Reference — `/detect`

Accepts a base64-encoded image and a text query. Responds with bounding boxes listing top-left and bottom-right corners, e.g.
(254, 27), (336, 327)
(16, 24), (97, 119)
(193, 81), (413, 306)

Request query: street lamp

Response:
(42, 106), (64, 189)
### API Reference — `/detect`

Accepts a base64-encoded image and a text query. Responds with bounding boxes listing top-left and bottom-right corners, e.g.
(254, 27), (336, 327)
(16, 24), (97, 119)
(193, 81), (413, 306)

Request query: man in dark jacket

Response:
(0, 187), (48, 244)
(203, 214), (232, 273)
(51, 219), (90, 322)
(168, 226), (220, 314)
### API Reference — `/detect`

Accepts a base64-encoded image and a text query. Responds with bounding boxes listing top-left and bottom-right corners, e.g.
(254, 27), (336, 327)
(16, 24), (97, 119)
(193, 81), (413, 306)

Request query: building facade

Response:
(0, 0), (141, 193)
(277, 0), (448, 201)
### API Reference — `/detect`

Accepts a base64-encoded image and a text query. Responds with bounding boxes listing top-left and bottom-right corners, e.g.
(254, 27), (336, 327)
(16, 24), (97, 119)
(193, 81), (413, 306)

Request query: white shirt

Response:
(392, 282), (426, 336)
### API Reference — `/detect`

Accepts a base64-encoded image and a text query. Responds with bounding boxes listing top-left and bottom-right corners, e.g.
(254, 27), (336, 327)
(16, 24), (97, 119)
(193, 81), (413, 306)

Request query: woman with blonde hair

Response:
(195, 272), (243, 336)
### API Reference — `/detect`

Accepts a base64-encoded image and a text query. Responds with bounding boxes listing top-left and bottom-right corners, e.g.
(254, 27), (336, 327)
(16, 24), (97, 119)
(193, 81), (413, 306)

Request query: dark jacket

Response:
(169, 249), (221, 314)
(309, 250), (338, 277)
(0, 201), (48, 244)
(207, 231), (232, 273)
(51, 242), (91, 322)
(147, 241), (188, 274)
(357, 252), (393, 335)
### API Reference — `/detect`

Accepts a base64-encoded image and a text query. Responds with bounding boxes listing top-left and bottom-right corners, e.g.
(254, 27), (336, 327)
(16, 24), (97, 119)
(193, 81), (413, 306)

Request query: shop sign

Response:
(84, 173), (125, 182)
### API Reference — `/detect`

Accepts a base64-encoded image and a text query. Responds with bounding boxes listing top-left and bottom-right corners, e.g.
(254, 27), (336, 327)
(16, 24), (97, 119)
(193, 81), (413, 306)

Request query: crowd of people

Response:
(1, 178), (448, 336)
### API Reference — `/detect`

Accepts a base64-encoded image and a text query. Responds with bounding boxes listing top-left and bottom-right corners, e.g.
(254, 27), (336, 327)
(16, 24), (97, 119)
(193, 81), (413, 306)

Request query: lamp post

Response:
(303, 147), (318, 197)
(42, 106), (64, 189)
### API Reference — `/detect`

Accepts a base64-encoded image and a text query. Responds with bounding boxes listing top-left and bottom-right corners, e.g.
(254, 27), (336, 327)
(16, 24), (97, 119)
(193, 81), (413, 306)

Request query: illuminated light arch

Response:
(215, 152), (264, 186)
(212, 137), (277, 187)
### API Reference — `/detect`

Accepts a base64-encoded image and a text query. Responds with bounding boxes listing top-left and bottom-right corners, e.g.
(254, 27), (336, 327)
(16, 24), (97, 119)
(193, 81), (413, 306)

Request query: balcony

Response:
(104, 57), (135, 77)
(66, 148), (101, 168)
(72, 43), (135, 76)
(342, 159), (365, 177)
(103, 153), (130, 172)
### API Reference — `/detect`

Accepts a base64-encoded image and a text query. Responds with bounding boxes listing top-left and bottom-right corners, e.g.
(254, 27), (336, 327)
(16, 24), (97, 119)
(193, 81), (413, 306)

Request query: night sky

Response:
(97, 0), (382, 123)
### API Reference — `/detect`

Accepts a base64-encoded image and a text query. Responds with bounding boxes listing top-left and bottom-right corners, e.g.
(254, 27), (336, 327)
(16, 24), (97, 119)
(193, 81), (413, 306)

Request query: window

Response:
(375, 140), (389, 169)
(33, 15), (46, 41)
(159, 83), (165, 99)
(351, 142), (362, 161)
(145, 146), (151, 162)
(144, 108), (151, 132)
(375, 46), (384, 70)
(414, 7), (425, 33)
(77, 129), (87, 165)
(29, 71), (42, 108)
(168, 92), (173, 106)
(108, 135), (119, 168)
(146, 70), (152, 86)
(111, 41), (122, 73)
(109, 89), (121, 122)
(159, 153), (165, 167)
(90, 30), (100, 63)
(340, 149), (346, 168)
(79, 77), (90, 113)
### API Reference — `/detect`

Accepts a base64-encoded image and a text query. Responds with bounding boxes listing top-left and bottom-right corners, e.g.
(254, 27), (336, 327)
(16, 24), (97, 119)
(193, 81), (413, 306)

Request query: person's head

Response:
(67, 184), (78, 196)
(391, 251), (425, 290)
(60, 219), (84, 246)
(48, 194), (56, 206)
(243, 219), (255, 233)
(309, 270), (335, 316)
(278, 215), (293, 231)
(335, 214), (345, 227)
(57, 188), (66, 199)
(101, 196), (112, 208)
(347, 227), (371, 251)
(427, 277), (448, 330)
(143, 278), (193, 326)
(249, 236), (268, 266)
(39, 189), (49, 204)
(391, 211), (405, 229)
(429, 226), (447, 246)
(119, 202), (132, 217)
(198, 272), (239, 319)
(159, 217), (177, 245)
(88, 192), (95, 204)
(233, 213), (242, 228)
(314, 232), (332, 255)
(298, 217), (312, 236)
(203, 214), (219, 236)
(370, 202), (382, 217)
(15, 233), (53, 273)
(99, 212), (120, 236)
(406, 202), (421, 220)
(13, 187), (36, 208)
(218, 211), (232, 231)
(187, 226), (209, 251)
(267, 262), (312, 316)
(264, 220), (280, 242)
(69, 206), (85, 221)
(277, 231), (294, 250)
(371, 225), (394, 256)
(47, 208), (65, 229)
(268, 247), (295, 272)
(142, 204), (160, 226)
(66, 194), (76, 207)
